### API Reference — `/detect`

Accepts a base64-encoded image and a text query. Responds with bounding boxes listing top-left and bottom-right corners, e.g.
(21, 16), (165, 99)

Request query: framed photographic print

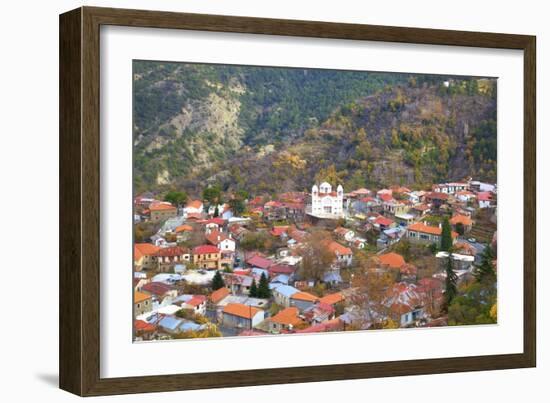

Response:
(59, 6), (536, 396)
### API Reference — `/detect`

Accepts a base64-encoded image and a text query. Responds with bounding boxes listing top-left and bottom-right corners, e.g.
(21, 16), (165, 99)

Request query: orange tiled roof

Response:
(378, 252), (406, 269)
(210, 287), (230, 304)
(270, 307), (303, 326)
(175, 224), (193, 233)
(408, 222), (443, 236)
(149, 203), (176, 211)
(134, 291), (151, 304)
(134, 243), (160, 260)
(291, 291), (318, 302)
(223, 303), (260, 319)
(449, 215), (473, 226)
(186, 200), (203, 209)
(319, 292), (344, 305)
(323, 240), (352, 256)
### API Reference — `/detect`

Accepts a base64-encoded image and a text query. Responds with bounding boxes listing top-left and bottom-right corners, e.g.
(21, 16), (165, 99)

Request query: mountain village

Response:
(133, 178), (497, 340)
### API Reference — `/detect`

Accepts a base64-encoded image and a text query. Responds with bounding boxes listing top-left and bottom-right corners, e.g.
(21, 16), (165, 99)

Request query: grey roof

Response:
(273, 284), (299, 298)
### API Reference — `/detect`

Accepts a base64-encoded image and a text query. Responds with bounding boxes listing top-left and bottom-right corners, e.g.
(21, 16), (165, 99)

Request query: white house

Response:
(184, 200), (203, 215)
(309, 182), (344, 218)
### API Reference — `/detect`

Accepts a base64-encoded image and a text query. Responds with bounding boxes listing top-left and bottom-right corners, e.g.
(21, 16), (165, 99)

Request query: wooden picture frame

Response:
(59, 6), (536, 396)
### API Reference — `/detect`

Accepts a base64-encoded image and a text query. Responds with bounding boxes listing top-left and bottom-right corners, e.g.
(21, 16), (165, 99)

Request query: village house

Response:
(134, 243), (160, 271)
(222, 303), (265, 329)
(184, 200), (204, 215)
(192, 245), (221, 270)
(152, 246), (190, 272)
(174, 224), (193, 242)
(141, 282), (178, 306)
(271, 284), (300, 307)
(302, 302), (336, 324)
(323, 240), (353, 267)
(432, 182), (469, 195)
(385, 282), (425, 327)
(373, 215), (396, 231)
(205, 230), (236, 252)
(149, 202), (178, 222)
(134, 291), (153, 316)
(134, 320), (156, 340)
(424, 192), (450, 210)
(477, 192), (493, 208)
(289, 291), (318, 311)
(410, 203), (431, 218)
(378, 252), (406, 270)
(382, 199), (410, 217)
(269, 307), (303, 333)
(179, 295), (207, 316)
(333, 227), (355, 242)
(449, 214), (474, 233)
(223, 273), (254, 295)
(406, 222), (457, 245)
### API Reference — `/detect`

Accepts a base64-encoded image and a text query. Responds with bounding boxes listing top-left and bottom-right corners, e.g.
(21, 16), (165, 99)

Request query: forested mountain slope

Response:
(133, 61), (496, 196)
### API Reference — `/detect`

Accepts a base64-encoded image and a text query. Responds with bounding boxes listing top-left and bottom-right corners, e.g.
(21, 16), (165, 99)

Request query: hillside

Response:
(133, 61), (496, 196)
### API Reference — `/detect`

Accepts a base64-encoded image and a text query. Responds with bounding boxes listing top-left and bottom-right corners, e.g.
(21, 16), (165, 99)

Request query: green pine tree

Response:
(443, 255), (458, 313)
(474, 245), (496, 284)
(249, 279), (258, 297)
(211, 270), (225, 290)
(258, 272), (271, 299)
(440, 218), (453, 252)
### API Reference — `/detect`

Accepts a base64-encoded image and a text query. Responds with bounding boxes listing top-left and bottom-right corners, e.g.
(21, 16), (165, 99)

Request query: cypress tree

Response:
(258, 272), (271, 298)
(213, 205), (219, 217)
(440, 217), (453, 252)
(212, 270), (225, 290)
(249, 279), (258, 297)
(474, 245), (496, 284)
(443, 255), (458, 312)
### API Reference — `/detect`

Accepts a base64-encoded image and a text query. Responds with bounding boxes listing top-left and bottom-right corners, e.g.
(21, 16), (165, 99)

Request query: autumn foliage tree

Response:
(297, 230), (335, 283)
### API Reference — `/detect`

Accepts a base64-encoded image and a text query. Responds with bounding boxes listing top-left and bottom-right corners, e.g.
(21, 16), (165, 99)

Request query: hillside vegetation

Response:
(133, 61), (496, 196)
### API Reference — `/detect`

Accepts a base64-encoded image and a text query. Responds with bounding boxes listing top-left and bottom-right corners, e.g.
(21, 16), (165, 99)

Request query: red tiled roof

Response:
(204, 217), (226, 226)
(186, 295), (207, 307)
(141, 282), (173, 296)
(296, 318), (343, 333)
(477, 192), (492, 201)
(374, 216), (394, 226)
(271, 226), (290, 237)
(378, 193), (394, 202)
(269, 264), (295, 276)
(154, 246), (187, 257)
(193, 245), (220, 255)
(135, 320), (156, 332)
(205, 230), (232, 245)
(426, 192), (449, 200)
(223, 303), (260, 319)
(246, 255), (273, 269)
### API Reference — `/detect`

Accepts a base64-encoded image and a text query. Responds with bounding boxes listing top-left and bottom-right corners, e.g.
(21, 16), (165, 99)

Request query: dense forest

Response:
(133, 61), (497, 196)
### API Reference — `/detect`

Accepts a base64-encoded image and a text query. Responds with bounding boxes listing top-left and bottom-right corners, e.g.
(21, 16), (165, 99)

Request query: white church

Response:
(308, 182), (344, 219)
